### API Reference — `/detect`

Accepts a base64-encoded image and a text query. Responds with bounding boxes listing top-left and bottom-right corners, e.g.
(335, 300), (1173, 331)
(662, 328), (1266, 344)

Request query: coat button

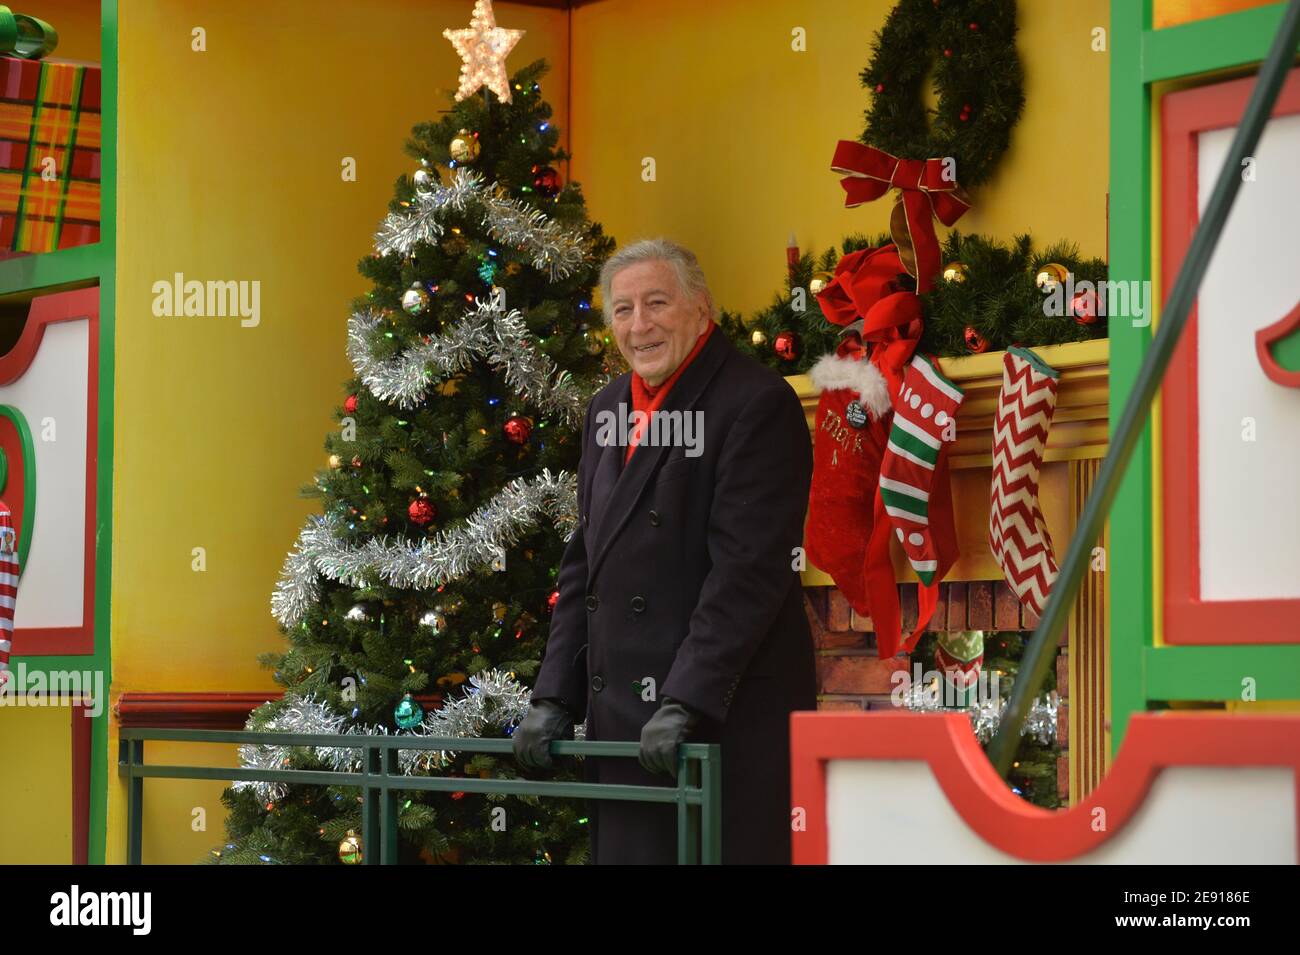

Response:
(649, 510), (661, 526)
(585, 594), (598, 612)
(591, 675), (605, 692)
(630, 595), (646, 614)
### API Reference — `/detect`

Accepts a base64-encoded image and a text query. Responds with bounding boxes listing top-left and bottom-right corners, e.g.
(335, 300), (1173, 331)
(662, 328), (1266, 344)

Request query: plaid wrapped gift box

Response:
(0, 55), (100, 254)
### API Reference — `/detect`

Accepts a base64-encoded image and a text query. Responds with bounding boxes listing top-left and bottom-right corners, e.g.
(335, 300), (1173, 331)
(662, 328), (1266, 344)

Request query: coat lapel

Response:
(585, 327), (732, 582)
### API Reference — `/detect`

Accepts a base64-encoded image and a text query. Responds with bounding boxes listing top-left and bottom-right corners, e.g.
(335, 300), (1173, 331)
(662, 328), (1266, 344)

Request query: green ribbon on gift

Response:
(0, 6), (58, 59)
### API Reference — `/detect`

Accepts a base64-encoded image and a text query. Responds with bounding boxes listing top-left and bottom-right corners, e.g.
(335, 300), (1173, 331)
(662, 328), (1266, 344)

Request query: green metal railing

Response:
(988, 0), (1300, 775)
(118, 728), (721, 864)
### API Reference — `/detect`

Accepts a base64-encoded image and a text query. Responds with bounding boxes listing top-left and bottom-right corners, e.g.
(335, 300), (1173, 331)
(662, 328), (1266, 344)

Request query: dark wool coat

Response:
(531, 327), (816, 864)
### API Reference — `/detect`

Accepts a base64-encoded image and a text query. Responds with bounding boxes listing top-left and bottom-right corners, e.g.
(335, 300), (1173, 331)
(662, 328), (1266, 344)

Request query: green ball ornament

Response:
(394, 693), (424, 729)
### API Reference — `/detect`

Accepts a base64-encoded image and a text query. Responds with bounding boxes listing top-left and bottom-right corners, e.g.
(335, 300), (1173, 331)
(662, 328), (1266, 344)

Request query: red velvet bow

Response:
(816, 244), (923, 397)
(830, 139), (971, 293)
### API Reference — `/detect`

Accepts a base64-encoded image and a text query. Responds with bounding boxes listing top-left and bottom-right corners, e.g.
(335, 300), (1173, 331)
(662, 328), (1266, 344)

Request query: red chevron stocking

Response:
(989, 347), (1061, 616)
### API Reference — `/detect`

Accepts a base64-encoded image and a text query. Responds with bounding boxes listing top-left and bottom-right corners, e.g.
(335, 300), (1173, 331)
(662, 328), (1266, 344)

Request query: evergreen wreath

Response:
(860, 0), (1024, 188)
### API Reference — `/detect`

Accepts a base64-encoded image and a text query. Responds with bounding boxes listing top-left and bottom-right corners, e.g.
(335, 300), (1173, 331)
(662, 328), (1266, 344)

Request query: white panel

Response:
(826, 760), (1294, 864)
(0, 320), (90, 629)
(1195, 116), (1300, 601)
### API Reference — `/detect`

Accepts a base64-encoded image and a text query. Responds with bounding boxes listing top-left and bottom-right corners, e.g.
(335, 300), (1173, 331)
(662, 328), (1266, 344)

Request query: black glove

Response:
(638, 696), (701, 778)
(513, 698), (575, 770)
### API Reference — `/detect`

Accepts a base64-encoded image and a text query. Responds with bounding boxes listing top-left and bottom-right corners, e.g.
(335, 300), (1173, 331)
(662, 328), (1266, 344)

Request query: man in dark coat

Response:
(514, 238), (815, 864)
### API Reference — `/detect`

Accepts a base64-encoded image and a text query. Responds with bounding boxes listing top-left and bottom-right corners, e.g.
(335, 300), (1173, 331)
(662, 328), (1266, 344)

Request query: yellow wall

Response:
(568, 0), (1110, 317)
(107, 0), (569, 863)
(0, 706), (72, 862)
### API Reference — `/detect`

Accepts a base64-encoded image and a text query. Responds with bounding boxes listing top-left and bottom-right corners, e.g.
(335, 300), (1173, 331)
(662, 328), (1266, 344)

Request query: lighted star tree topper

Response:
(443, 0), (524, 104)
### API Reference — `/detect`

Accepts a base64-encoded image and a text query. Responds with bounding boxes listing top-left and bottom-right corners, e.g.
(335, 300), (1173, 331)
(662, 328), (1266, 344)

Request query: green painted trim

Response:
(0, 405), (36, 573)
(87, 0), (118, 868)
(1142, 2), (1297, 83)
(1107, 0), (1155, 757)
(0, 244), (104, 296)
(1145, 645), (1300, 700)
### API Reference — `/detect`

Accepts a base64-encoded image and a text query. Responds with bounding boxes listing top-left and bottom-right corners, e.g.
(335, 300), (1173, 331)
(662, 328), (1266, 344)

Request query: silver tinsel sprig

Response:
(476, 180), (587, 279)
(899, 683), (1059, 746)
(374, 168), (587, 279)
(347, 298), (589, 425)
(232, 672), (586, 802)
(373, 167), (478, 256)
(271, 470), (578, 628)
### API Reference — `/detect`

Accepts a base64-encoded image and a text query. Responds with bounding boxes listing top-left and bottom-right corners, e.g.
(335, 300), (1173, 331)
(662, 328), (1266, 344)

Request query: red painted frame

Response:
(1160, 68), (1300, 645)
(790, 710), (1300, 864)
(2, 285), (99, 655)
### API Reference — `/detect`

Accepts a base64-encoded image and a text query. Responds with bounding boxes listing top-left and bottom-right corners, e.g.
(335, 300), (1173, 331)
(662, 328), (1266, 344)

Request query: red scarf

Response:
(625, 321), (714, 465)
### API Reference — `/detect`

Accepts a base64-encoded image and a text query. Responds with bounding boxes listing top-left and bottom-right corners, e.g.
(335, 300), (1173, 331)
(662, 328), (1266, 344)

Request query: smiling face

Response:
(608, 259), (710, 386)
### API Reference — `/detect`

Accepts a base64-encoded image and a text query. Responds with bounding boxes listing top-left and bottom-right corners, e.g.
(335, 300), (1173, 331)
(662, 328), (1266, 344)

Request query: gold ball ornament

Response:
(809, 271), (835, 296)
(449, 129), (481, 164)
(1034, 263), (1069, 293)
(328, 454), (342, 469)
(750, 328), (768, 347)
(338, 830), (362, 865)
(401, 283), (430, 315)
(585, 329), (605, 354)
(942, 262), (970, 283)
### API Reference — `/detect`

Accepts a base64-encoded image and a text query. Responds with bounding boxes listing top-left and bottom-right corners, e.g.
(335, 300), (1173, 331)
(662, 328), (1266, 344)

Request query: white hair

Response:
(598, 238), (714, 325)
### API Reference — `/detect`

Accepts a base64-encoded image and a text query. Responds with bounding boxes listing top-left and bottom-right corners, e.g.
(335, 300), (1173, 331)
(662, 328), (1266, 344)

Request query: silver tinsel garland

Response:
(233, 671), (586, 804)
(271, 469), (578, 628)
(900, 683), (1059, 746)
(374, 168), (587, 280)
(347, 298), (590, 426)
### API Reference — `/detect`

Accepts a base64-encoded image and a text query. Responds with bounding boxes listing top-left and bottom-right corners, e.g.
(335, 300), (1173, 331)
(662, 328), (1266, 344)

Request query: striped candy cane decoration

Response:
(988, 347), (1060, 616)
(0, 501), (15, 686)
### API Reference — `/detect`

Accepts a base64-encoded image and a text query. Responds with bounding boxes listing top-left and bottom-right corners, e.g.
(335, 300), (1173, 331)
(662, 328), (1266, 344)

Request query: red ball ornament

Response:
(1071, 289), (1100, 325)
(344, 394), (358, 415)
(503, 414), (533, 445)
(408, 498), (437, 526)
(546, 589), (560, 613)
(351, 455), (362, 468)
(532, 165), (561, 197)
(943, 48), (952, 57)
(875, 83), (885, 93)
(964, 326), (990, 353)
(773, 330), (800, 362)
(969, 21), (980, 31)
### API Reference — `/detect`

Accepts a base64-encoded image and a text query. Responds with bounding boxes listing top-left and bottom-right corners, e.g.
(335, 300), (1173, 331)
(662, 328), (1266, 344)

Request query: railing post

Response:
(380, 745), (399, 865)
(362, 741), (381, 865)
(676, 750), (698, 865)
(700, 745), (722, 865)
(122, 736), (143, 866)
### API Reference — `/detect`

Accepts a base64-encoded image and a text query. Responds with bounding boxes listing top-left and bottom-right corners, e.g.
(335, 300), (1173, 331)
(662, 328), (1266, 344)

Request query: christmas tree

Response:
(213, 34), (617, 864)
